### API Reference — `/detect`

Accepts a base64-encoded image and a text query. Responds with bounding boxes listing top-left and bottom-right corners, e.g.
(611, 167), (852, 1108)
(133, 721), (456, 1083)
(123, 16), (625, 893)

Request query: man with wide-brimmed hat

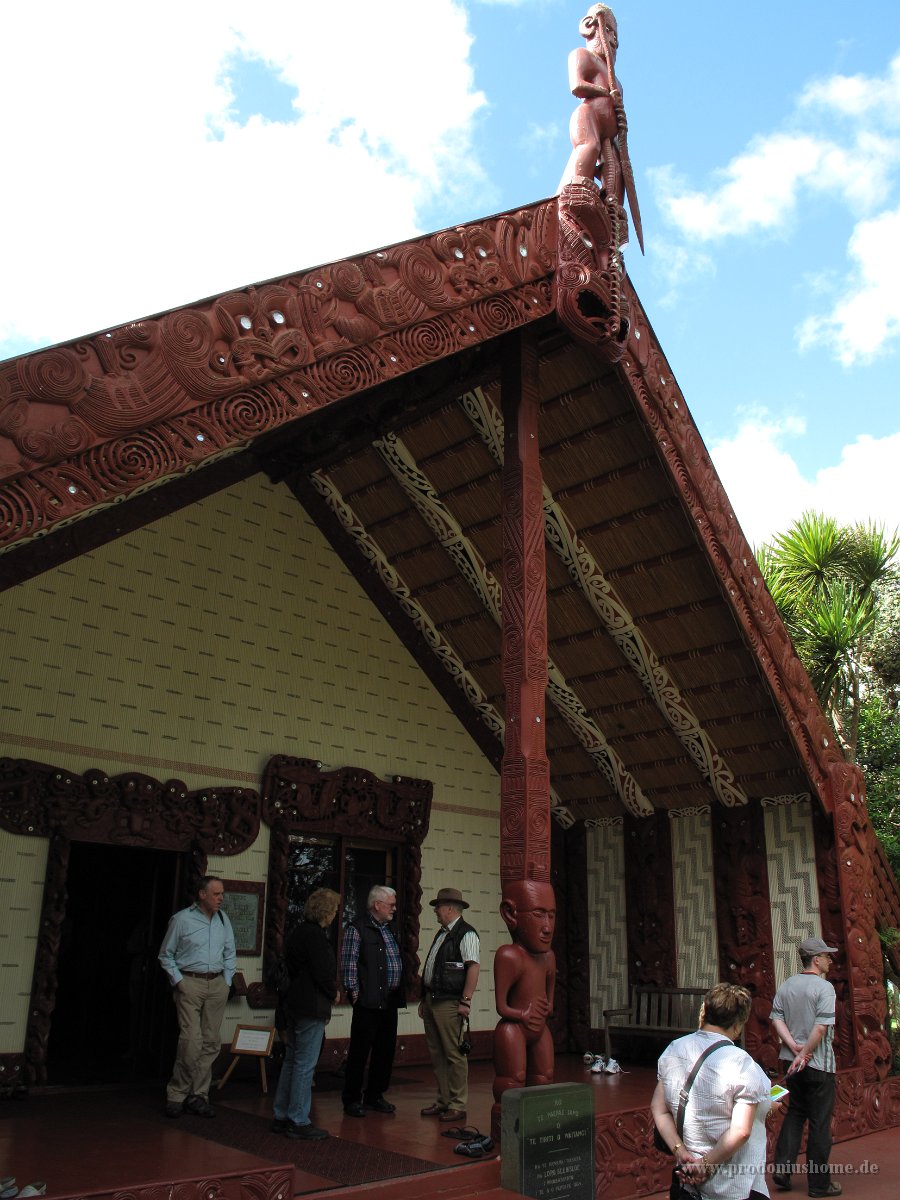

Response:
(770, 935), (841, 1198)
(418, 887), (480, 1123)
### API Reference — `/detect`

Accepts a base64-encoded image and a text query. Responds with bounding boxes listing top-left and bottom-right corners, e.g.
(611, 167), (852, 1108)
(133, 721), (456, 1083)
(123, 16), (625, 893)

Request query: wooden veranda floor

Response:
(3, 1057), (899, 1200)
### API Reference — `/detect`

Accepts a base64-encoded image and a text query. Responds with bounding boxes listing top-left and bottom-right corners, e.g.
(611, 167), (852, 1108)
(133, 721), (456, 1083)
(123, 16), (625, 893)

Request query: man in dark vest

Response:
(340, 884), (405, 1117)
(419, 887), (480, 1123)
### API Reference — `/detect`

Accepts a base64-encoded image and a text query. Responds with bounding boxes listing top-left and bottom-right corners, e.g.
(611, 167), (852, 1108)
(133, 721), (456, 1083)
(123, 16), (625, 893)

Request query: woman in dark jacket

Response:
(271, 888), (340, 1140)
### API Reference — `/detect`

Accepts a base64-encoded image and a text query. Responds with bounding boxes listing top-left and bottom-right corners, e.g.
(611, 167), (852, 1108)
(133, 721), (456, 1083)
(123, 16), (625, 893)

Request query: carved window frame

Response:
(255, 755), (432, 1008)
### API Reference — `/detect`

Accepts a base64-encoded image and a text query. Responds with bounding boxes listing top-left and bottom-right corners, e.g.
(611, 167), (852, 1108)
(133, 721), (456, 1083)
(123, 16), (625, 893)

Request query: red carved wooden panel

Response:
(623, 811), (677, 989)
(711, 802), (779, 1071)
(593, 1072), (900, 1200)
(553, 819), (591, 1054)
(826, 762), (892, 1081)
(0, 205), (556, 553)
(0, 757), (259, 852)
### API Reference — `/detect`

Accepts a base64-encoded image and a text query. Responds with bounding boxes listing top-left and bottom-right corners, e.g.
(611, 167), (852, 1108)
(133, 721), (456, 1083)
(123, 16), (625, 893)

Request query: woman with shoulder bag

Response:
(651, 983), (781, 1200)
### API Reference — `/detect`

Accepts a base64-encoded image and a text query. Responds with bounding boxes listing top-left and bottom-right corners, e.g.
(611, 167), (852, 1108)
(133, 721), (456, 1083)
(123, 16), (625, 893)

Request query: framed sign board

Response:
(231, 1024), (276, 1056)
(222, 880), (265, 956)
(218, 1024), (276, 1093)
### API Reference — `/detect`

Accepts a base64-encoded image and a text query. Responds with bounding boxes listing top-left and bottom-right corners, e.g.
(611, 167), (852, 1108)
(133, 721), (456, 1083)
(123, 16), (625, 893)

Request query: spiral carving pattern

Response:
(0, 202), (556, 551)
(18, 348), (87, 404)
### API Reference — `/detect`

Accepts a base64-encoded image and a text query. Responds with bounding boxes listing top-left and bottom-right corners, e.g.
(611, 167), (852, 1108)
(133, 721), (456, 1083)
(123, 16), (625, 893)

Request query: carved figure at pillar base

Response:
(493, 880), (557, 1104)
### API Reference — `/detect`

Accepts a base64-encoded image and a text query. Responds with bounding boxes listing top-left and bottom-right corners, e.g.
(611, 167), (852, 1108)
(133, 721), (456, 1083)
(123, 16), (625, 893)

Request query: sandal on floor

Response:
(441, 1124), (481, 1140)
(18, 1186), (46, 1198)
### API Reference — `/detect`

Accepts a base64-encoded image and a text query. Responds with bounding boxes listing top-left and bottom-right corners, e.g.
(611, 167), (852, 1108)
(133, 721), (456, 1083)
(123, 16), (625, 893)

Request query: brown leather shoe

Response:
(439, 1109), (467, 1122)
(421, 1103), (447, 1117)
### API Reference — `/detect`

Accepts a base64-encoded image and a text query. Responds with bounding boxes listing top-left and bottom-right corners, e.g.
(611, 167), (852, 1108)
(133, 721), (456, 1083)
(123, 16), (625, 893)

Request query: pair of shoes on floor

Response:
(439, 1108), (466, 1123)
(184, 1094), (215, 1118)
(343, 1102), (366, 1117)
(772, 1173), (792, 1192)
(809, 1184), (842, 1198)
(364, 1095), (396, 1114)
(454, 1134), (494, 1158)
(286, 1122), (329, 1140)
(421, 1103), (447, 1117)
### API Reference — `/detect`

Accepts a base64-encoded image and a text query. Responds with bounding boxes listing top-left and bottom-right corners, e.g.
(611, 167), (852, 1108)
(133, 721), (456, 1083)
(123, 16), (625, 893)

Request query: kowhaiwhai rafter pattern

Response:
(372, 429), (652, 817)
(460, 386), (748, 808)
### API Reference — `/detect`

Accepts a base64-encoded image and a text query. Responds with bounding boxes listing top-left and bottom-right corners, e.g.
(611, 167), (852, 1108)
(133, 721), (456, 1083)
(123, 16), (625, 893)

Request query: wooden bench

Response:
(603, 986), (707, 1061)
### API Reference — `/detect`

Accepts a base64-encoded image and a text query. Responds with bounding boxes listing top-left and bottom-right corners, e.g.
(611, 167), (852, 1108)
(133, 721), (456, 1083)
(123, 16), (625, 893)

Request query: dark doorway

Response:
(46, 842), (186, 1085)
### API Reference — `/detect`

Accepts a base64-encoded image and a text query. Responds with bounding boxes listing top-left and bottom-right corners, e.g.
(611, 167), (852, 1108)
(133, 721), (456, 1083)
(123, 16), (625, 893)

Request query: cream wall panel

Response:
(765, 800), (820, 987)
(671, 810), (718, 989)
(0, 473), (502, 1052)
(417, 809), (506, 1035)
(0, 832), (47, 1052)
(586, 820), (628, 1028)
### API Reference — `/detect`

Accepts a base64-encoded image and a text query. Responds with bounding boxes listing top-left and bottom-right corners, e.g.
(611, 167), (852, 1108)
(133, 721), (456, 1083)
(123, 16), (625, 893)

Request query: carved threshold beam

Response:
(460, 386), (748, 808)
(370, 430), (652, 817)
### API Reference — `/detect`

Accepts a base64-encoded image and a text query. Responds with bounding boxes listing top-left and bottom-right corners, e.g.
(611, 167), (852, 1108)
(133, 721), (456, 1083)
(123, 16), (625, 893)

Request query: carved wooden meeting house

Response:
(2, 40), (900, 1197)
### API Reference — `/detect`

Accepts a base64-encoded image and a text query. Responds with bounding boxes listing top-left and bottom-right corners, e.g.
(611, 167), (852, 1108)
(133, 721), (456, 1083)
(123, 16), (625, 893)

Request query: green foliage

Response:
(858, 694), (900, 875)
(759, 511), (900, 761)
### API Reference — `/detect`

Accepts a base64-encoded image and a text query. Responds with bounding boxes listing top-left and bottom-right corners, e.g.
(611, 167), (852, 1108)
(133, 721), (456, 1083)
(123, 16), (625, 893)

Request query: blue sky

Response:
(2, 0), (898, 546)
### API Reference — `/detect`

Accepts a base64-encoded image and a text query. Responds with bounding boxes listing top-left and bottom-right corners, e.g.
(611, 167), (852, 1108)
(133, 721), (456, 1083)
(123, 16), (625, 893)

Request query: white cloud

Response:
(651, 135), (826, 242)
(799, 52), (900, 124)
(708, 413), (900, 547)
(649, 50), (900, 363)
(796, 206), (900, 364)
(0, 1), (487, 357)
(652, 129), (898, 245)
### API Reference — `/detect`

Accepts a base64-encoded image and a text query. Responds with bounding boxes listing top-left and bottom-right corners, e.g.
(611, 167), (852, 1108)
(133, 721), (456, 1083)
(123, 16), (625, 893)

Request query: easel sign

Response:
(218, 1024), (276, 1093)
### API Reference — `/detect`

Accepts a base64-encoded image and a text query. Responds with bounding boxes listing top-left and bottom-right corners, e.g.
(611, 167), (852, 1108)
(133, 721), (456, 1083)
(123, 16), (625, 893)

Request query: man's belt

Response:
(181, 970), (223, 979)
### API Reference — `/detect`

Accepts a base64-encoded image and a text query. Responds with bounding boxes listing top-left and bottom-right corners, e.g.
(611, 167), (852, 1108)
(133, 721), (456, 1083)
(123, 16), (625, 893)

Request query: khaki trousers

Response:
(167, 974), (229, 1102)
(422, 994), (468, 1110)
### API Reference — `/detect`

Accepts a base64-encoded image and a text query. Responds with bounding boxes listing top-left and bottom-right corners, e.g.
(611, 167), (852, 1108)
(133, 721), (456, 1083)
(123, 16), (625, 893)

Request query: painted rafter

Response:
(309, 469), (503, 741)
(460, 385), (748, 808)
(371, 431), (653, 817)
(306, 468), (575, 828)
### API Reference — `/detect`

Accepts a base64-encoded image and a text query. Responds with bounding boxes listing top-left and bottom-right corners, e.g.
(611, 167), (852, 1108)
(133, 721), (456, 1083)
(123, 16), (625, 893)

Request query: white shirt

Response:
(423, 916), (479, 986)
(658, 1029), (772, 1200)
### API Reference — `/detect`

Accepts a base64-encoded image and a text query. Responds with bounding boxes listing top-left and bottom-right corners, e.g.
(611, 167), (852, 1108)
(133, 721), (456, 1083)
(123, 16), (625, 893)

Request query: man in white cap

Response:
(418, 887), (480, 1123)
(770, 936), (841, 1198)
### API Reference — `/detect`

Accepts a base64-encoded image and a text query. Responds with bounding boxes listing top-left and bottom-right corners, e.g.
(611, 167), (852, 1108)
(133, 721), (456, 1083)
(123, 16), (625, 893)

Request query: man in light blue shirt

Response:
(158, 875), (236, 1118)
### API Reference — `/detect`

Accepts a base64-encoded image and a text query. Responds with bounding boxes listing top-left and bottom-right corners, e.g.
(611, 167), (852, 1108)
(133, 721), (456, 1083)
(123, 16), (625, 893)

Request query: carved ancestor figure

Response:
(554, 4), (641, 356)
(559, 4), (642, 253)
(492, 880), (557, 1102)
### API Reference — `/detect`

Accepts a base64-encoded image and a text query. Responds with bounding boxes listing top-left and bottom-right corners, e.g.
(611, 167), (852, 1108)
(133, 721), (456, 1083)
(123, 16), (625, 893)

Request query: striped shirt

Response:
(770, 972), (836, 1073)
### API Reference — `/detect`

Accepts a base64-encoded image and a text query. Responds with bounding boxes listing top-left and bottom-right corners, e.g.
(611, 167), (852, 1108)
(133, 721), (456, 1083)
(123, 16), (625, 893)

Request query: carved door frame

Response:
(0, 759), (260, 1085)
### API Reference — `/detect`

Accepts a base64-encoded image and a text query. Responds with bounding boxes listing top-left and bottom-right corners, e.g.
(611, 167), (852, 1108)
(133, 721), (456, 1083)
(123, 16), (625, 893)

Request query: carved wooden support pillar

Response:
(823, 762), (891, 1081)
(712, 802), (779, 1070)
(499, 332), (551, 887)
(493, 333), (556, 1125)
(623, 812), (677, 989)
